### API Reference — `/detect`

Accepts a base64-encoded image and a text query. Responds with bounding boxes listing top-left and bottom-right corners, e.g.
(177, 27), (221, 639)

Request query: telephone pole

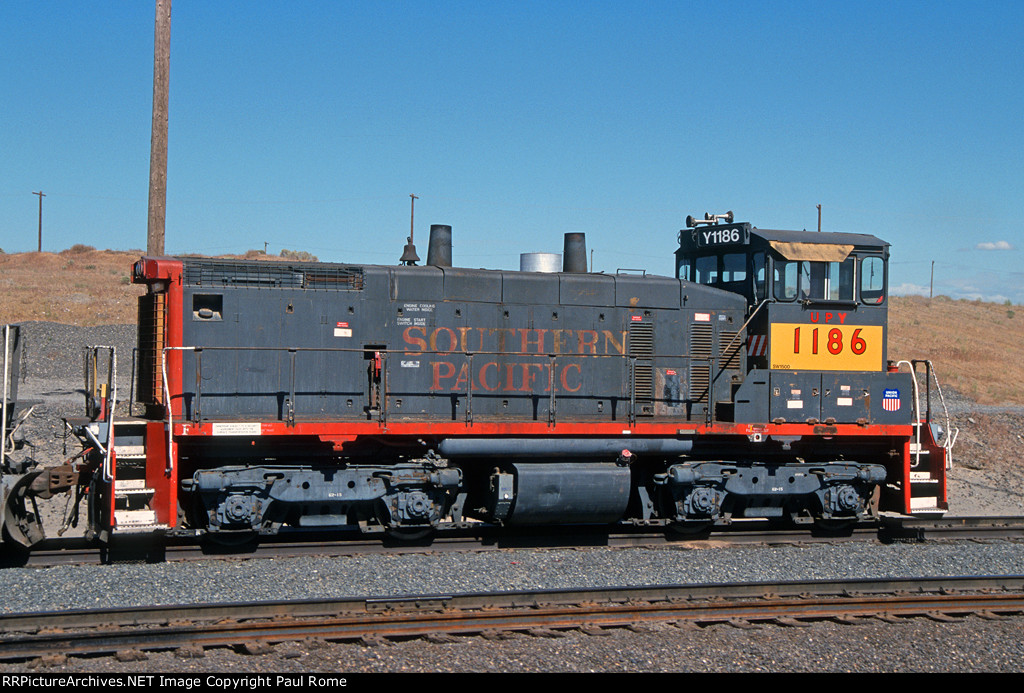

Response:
(409, 194), (418, 241)
(147, 0), (171, 256)
(32, 191), (45, 252)
(399, 194), (420, 265)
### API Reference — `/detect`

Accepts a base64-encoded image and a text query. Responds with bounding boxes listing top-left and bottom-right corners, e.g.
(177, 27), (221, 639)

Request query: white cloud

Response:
(974, 240), (1014, 251)
(889, 282), (930, 297)
(938, 275), (1024, 305)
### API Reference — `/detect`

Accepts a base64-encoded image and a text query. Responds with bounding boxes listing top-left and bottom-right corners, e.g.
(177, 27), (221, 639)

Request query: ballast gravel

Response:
(4, 542), (1024, 614)
(3, 322), (1024, 673)
(2, 541), (1024, 673)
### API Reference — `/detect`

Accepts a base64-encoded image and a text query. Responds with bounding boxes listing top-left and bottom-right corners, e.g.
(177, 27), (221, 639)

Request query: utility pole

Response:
(409, 193), (418, 242)
(32, 191), (45, 252)
(817, 204), (821, 232)
(399, 194), (420, 265)
(147, 0), (171, 256)
(930, 261), (935, 299)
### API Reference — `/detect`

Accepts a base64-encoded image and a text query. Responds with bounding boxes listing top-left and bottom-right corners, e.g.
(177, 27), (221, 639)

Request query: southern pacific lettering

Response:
(430, 360), (583, 392)
(402, 326), (628, 356)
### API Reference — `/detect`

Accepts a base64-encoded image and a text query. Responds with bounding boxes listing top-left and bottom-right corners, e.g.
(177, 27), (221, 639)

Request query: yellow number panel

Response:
(769, 323), (883, 372)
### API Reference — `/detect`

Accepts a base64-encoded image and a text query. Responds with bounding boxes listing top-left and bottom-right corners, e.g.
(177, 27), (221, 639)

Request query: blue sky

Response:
(2, 1), (1022, 303)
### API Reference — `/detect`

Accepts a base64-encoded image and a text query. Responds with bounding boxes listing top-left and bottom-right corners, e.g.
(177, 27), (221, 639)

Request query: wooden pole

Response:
(410, 194), (418, 243)
(33, 191), (45, 252)
(147, 0), (170, 256)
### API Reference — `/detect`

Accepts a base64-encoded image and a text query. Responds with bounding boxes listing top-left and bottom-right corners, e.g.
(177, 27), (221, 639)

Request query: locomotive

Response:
(1, 213), (949, 547)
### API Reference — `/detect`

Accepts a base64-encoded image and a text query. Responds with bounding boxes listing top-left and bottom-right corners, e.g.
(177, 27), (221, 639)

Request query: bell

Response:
(399, 238), (420, 265)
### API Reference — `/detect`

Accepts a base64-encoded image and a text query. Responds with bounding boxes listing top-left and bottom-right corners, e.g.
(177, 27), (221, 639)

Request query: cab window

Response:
(799, 259), (855, 300)
(774, 260), (798, 300)
(695, 255), (718, 284)
(860, 256), (885, 304)
(722, 253), (747, 282)
(774, 258), (855, 301)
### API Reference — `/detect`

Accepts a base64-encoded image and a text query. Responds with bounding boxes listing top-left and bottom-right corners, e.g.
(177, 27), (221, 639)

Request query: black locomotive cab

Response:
(675, 212), (908, 429)
(676, 212), (888, 312)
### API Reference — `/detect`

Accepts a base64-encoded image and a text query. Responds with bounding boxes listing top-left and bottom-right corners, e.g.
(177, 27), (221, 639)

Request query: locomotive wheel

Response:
(202, 529), (259, 550)
(667, 520), (713, 536)
(814, 518), (855, 532)
(384, 525), (435, 542)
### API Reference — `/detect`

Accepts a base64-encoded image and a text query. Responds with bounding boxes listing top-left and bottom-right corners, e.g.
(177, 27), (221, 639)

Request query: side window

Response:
(860, 256), (885, 304)
(678, 258), (692, 282)
(834, 258), (855, 300)
(797, 260), (856, 300)
(820, 259), (856, 300)
(722, 253), (747, 283)
(752, 253), (766, 301)
(695, 255), (718, 285)
(774, 260), (797, 300)
(799, 261), (826, 299)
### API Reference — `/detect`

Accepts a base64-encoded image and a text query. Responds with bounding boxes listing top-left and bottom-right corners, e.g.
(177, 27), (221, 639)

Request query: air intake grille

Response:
(137, 292), (165, 404)
(629, 322), (654, 409)
(690, 324), (712, 402)
(719, 330), (742, 369)
(181, 260), (363, 291)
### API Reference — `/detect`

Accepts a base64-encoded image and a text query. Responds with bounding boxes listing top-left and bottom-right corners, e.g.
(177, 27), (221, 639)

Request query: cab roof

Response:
(750, 227), (888, 249)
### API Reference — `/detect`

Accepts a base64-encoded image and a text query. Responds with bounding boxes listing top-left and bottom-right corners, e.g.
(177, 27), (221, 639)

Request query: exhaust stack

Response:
(426, 224), (452, 268)
(562, 232), (587, 273)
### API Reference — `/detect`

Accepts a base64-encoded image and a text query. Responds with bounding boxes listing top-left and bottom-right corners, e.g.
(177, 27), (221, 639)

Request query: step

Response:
(112, 508), (169, 533)
(112, 523), (171, 534)
(114, 479), (153, 494)
(115, 488), (156, 498)
(909, 497), (947, 514)
(114, 509), (158, 526)
(114, 445), (146, 459)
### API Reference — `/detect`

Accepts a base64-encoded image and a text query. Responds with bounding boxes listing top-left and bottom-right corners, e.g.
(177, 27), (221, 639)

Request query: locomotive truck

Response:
(1, 213), (949, 547)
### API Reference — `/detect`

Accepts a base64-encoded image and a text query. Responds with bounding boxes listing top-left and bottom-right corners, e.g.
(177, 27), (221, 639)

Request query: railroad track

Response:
(1, 575), (1023, 662)
(4, 515), (1024, 569)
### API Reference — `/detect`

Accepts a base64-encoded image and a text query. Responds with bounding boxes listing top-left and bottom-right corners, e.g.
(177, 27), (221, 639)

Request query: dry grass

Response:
(889, 295), (1023, 405)
(0, 251), (1020, 404)
(0, 249), (145, 326)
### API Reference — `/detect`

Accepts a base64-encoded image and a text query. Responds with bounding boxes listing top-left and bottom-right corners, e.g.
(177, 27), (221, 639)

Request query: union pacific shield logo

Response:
(882, 388), (900, 412)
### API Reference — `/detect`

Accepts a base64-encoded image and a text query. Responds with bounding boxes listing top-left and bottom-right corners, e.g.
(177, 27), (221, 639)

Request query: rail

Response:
(2, 575), (1023, 661)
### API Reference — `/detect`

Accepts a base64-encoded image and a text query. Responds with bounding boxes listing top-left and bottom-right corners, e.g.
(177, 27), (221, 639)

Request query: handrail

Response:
(158, 343), (724, 440)
(162, 346), (196, 475)
(914, 359), (957, 470)
(2, 325), (10, 462)
(692, 300), (764, 424)
(85, 346), (118, 482)
(896, 359), (957, 471)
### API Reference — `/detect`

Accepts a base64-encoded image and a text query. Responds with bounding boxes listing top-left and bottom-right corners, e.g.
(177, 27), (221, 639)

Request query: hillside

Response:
(1, 248), (1021, 405)
(888, 295), (1023, 406)
(0, 247), (145, 326)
